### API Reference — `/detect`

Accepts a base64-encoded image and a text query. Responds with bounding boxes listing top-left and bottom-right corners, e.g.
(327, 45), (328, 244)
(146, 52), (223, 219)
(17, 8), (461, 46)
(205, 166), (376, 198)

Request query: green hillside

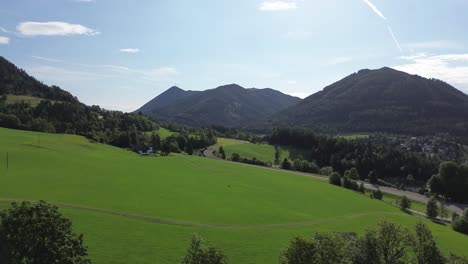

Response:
(0, 128), (467, 263)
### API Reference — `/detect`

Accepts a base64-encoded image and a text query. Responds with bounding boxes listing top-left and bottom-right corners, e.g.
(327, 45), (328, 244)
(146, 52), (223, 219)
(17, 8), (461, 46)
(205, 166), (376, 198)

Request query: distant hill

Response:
(0, 56), (77, 103)
(271, 67), (468, 138)
(0, 56), (157, 148)
(136, 86), (200, 114)
(138, 84), (301, 127)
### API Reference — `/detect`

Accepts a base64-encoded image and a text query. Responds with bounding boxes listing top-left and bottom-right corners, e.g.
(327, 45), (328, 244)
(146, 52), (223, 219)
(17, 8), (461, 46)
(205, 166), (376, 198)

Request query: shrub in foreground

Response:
(452, 209), (468, 235)
(181, 234), (227, 264)
(0, 201), (91, 264)
(281, 221), (451, 264)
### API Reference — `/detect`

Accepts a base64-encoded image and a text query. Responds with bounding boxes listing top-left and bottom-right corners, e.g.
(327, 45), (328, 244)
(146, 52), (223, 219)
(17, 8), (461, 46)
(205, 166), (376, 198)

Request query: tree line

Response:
(267, 128), (439, 184)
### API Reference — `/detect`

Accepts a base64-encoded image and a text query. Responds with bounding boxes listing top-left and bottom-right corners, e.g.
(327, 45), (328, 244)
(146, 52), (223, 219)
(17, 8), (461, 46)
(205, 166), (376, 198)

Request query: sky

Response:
(1, 0), (468, 112)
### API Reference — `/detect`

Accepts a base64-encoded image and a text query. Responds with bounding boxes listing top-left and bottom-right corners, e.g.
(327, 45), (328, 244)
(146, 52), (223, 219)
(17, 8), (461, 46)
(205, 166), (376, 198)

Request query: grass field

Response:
(364, 190), (428, 215)
(145, 127), (175, 140)
(0, 128), (467, 263)
(5, 94), (45, 107)
(213, 137), (310, 163)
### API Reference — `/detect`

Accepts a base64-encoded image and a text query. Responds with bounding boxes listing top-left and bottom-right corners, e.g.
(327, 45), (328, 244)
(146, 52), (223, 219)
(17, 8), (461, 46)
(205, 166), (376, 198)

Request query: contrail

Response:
(363, 0), (387, 20)
(387, 26), (402, 52)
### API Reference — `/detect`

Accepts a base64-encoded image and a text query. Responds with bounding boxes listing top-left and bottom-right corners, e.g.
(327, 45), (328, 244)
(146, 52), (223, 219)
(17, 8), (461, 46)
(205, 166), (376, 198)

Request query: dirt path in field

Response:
(0, 198), (406, 229)
(176, 154), (220, 173)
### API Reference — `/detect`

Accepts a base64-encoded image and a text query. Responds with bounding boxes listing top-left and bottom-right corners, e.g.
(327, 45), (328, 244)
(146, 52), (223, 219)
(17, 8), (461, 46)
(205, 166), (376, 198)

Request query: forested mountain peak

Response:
(272, 67), (468, 139)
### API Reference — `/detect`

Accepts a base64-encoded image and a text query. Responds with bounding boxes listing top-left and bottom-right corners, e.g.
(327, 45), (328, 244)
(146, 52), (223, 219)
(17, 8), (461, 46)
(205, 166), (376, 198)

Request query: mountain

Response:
(136, 86), (200, 113)
(272, 67), (468, 138)
(138, 84), (301, 127)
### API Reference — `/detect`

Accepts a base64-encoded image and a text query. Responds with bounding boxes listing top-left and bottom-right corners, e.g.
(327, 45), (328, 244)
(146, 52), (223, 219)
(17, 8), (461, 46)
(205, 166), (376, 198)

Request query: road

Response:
(362, 183), (468, 215)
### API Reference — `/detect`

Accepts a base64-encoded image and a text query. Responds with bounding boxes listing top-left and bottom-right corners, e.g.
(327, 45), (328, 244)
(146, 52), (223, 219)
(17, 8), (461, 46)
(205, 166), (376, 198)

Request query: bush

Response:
(231, 153), (240, 162)
(329, 172), (342, 186)
(452, 209), (468, 235)
(372, 189), (383, 200)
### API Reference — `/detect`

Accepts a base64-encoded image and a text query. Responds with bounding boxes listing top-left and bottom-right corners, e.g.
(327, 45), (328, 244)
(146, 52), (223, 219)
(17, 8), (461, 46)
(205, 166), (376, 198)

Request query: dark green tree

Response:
(281, 158), (292, 170)
(150, 132), (161, 152)
(329, 172), (341, 186)
(280, 237), (316, 264)
(186, 142), (194, 155)
(274, 146), (280, 166)
(426, 197), (438, 219)
(373, 220), (412, 264)
(218, 146), (226, 160)
(369, 170), (378, 184)
(428, 175), (444, 196)
(347, 167), (360, 180)
(372, 189), (383, 200)
(399, 196), (411, 211)
(412, 222), (444, 264)
(231, 153), (240, 162)
(0, 201), (91, 264)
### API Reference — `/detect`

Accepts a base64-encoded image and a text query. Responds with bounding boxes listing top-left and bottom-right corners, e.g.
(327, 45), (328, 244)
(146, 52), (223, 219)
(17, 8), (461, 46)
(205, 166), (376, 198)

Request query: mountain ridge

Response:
(270, 67), (468, 137)
(138, 83), (301, 127)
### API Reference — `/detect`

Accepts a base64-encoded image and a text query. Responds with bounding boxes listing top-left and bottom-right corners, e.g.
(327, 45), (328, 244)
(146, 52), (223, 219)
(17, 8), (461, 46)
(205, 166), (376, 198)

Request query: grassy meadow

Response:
(0, 128), (467, 263)
(213, 137), (310, 163)
(5, 94), (45, 107)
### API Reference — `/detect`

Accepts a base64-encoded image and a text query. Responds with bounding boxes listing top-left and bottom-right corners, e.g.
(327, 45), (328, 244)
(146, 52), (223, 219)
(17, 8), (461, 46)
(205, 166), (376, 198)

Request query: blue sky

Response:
(1, 0), (468, 111)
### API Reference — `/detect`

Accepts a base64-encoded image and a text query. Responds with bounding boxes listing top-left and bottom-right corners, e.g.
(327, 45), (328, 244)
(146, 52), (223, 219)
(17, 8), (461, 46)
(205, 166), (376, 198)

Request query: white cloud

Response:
(393, 53), (468, 92)
(387, 26), (402, 52)
(287, 80), (297, 85)
(17, 22), (99, 36)
(326, 56), (353, 65)
(362, 0), (387, 20)
(402, 40), (464, 51)
(0, 36), (9, 44)
(32, 55), (63, 63)
(0, 27), (7, 33)
(119, 48), (140, 54)
(259, 1), (297, 11)
(26, 65), (100, 82)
